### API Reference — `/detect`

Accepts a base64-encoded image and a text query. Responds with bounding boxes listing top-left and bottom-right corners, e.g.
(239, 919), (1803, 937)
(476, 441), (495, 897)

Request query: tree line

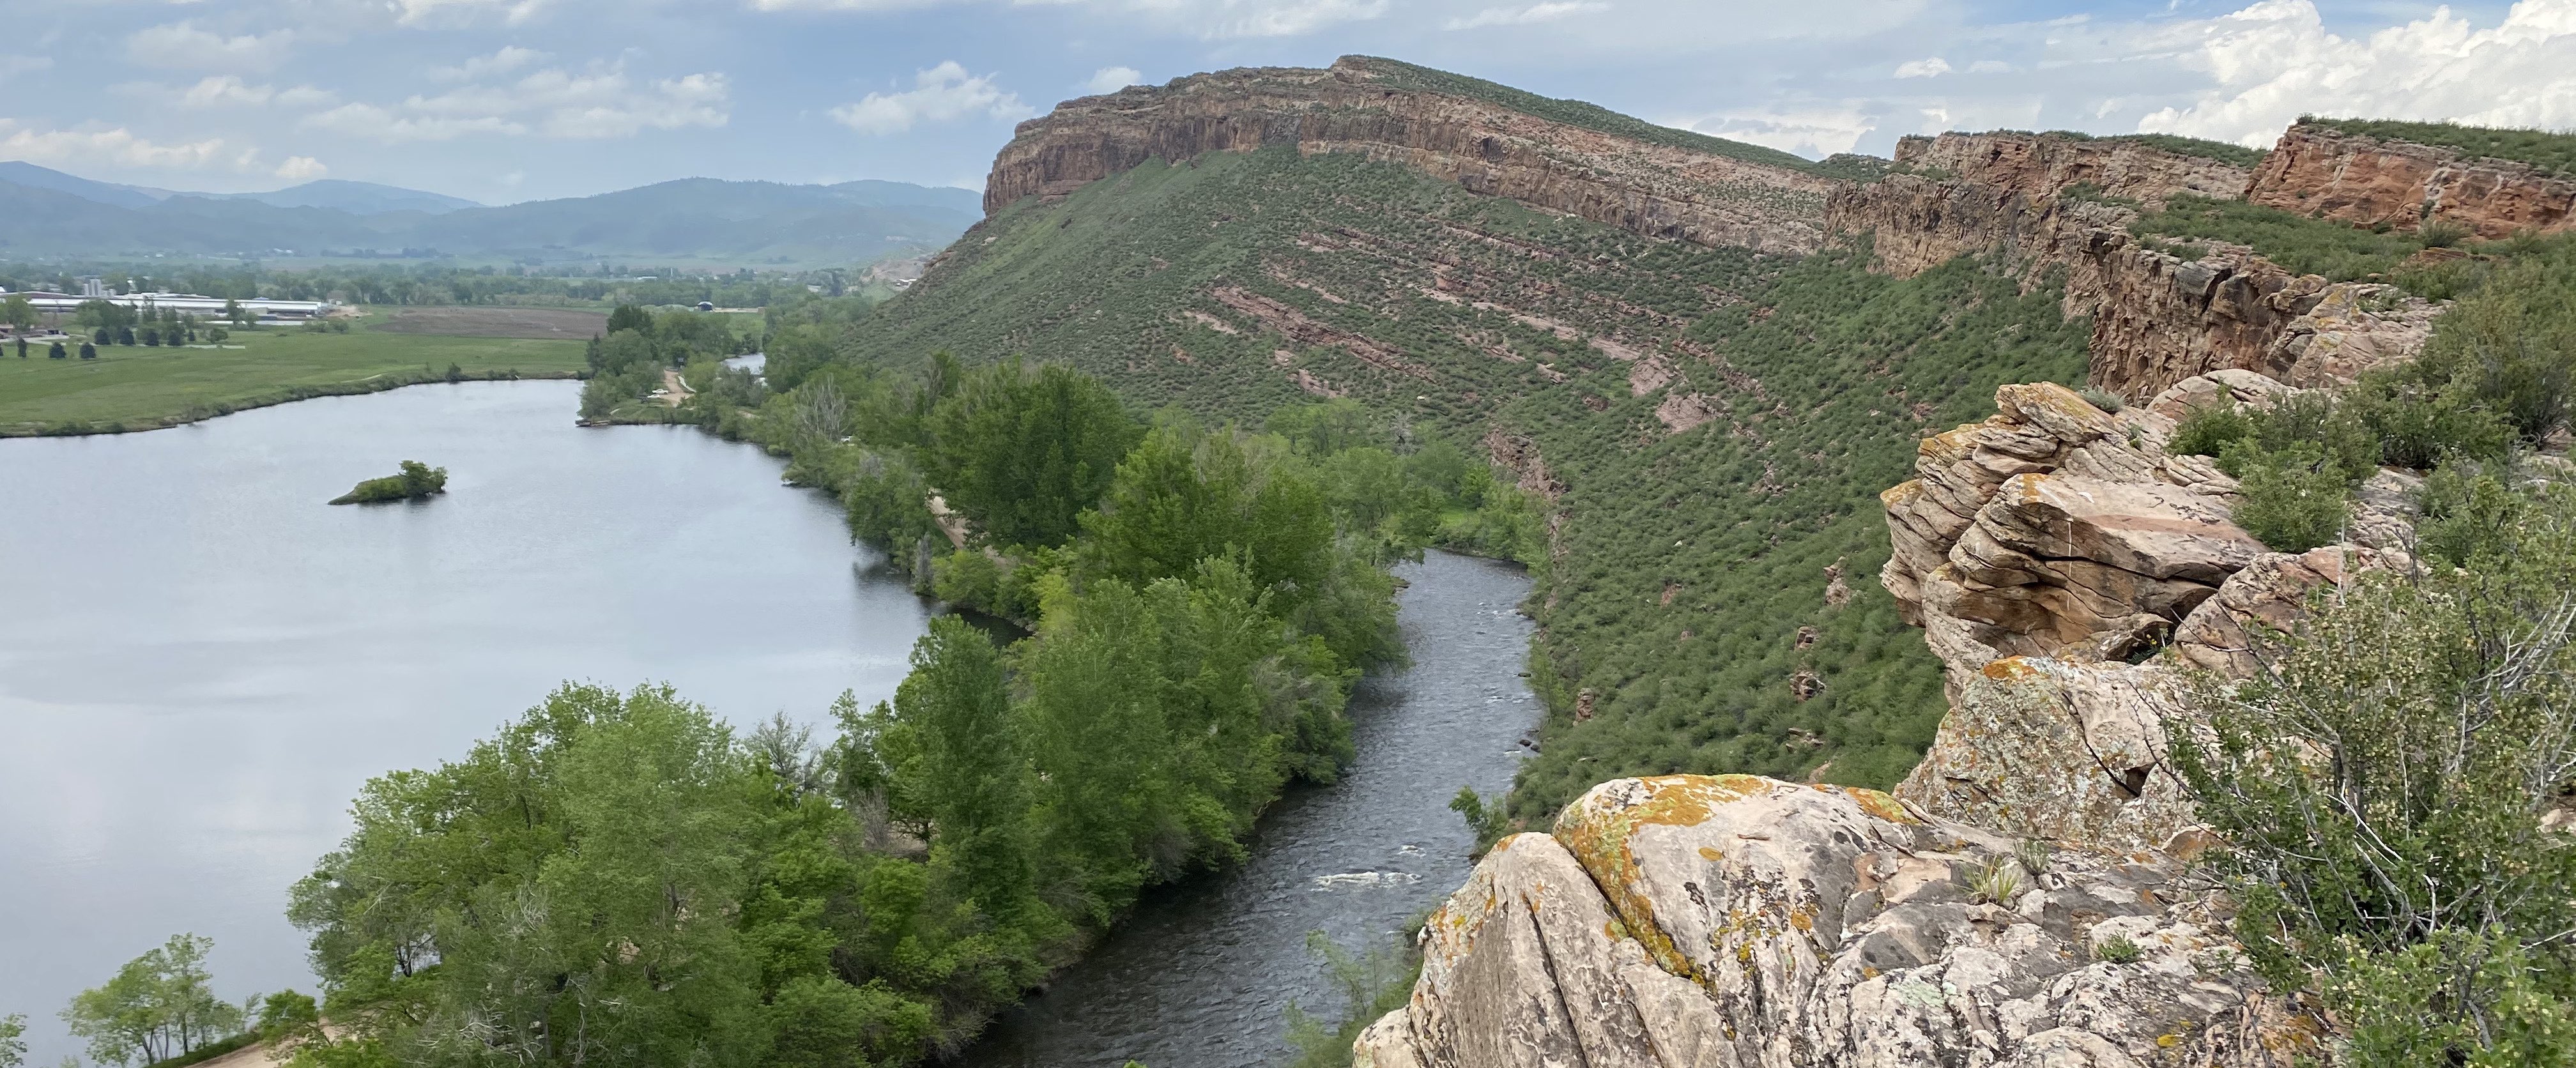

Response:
(274, 342), (1537, 1068)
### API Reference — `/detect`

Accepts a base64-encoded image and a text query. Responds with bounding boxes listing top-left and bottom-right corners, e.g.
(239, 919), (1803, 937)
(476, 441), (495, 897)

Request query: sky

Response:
(2, 0), (2573, 205)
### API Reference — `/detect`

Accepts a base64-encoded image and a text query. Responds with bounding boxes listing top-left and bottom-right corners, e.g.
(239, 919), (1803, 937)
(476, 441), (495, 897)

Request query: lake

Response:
(0, 382), (931, 1065)
(0, 381), (1540, 1068)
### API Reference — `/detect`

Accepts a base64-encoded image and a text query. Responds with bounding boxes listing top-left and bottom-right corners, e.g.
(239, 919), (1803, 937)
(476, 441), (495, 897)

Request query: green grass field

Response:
(0, 319), (588, 435)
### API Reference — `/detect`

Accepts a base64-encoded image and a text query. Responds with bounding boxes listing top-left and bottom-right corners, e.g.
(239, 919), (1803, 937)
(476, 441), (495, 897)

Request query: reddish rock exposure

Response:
(2248, 123), (2576, 240)
(985, 56), (1834, 254)
(1827, 131), (2442, 400)
(1894, 130), (2251, 206)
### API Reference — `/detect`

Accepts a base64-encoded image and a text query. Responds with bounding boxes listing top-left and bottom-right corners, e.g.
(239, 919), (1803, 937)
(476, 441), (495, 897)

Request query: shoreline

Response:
(0, 369), (585, 439)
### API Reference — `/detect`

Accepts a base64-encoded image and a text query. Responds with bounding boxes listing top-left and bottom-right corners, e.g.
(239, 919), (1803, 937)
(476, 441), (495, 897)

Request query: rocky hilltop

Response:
(2248, 121), (2576, 239)
(1828, 130), (2441, 400)
(1358, 121), (2511, 1065)
(983, 56), (1835, 253)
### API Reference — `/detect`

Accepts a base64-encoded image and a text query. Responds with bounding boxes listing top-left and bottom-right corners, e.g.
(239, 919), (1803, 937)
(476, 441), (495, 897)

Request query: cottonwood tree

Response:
(59, 934), (243, 1067)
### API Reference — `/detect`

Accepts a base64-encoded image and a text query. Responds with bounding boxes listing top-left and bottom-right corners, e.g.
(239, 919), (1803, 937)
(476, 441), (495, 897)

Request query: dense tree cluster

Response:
(285, 355), (1493, 1067)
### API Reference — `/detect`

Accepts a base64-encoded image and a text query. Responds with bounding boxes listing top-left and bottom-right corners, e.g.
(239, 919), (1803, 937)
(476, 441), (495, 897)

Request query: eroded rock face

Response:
(1881, 374), (2417, 848)
(985, 57), (1834, 254)
(1894, 131), (2252, 206)
(1358, 775), (2317, 1068)
(1826, 131), (2446, 400)
(2248, 123), (2576, 240)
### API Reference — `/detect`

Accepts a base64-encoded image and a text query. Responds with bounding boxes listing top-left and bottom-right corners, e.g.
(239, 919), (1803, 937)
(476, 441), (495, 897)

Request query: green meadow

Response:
(0, 318), (587, 436)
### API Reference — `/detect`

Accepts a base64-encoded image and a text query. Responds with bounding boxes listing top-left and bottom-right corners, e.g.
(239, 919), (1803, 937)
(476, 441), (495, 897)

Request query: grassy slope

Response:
(849, 148), (2089, 814)
(2307, 118), (2576, 178)
(0, 320), (585, 434)
(2037, 130), (2267, 169)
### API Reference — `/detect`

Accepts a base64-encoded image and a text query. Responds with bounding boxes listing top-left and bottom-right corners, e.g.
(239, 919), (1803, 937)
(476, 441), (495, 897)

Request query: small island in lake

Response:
(330, 461), (448, 505)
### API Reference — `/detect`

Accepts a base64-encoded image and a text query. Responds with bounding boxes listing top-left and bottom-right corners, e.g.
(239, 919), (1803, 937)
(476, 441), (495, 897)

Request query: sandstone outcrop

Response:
(1355, 775), (2316, 1068)
(1892, 130), (2252, 206)
(2248, 123), (2576, 240)
(985, 57), (1834, 254)
(1826, 131), (2446, 400)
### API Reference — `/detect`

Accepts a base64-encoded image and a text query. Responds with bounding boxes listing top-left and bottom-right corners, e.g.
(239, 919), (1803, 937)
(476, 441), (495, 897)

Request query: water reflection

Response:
(0, 382), (930, 1066)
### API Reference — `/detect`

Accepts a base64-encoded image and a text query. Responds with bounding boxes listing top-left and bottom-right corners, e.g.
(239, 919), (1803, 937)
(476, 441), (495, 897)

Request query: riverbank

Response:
(0, 324), (587, 437)
(956, 550), (1538, 1067)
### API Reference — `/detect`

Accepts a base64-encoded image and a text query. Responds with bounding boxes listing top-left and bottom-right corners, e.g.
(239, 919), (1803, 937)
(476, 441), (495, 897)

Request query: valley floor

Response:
(0, 315), (588, 436)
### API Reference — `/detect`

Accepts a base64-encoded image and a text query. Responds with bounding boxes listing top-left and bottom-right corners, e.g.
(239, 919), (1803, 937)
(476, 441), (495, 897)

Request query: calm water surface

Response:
(0, 382), (931, 1065)
(0, 382), (1539, 1068)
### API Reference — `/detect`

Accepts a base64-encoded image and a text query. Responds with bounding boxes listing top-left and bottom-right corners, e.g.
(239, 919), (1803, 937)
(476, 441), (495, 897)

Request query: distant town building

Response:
(15, 291), (333, 322)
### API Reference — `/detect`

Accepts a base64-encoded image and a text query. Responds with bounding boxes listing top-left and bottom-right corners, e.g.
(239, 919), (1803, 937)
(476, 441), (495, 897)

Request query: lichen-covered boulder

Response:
(1895, 657), (2199, 850)
(1360, 775), (2319, 1068)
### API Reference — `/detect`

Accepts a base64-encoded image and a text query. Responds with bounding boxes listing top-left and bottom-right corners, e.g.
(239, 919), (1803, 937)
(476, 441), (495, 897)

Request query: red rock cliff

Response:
(1894, 130), (2251, 206)
(2247, 123), (2576, 239)
(1827, 130), (2437, 400)
(983, 57), (1834, 254)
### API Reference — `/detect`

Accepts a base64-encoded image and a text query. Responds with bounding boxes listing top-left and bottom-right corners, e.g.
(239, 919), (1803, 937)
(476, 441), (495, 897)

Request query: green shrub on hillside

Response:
(2036, 129), (2268, 169)
(1502, 249), (2092, 815)
(2221, 441), (2352, 552)
(1348, 56), (1827, 174)
(2132, 194), (2433, 280)
(2171, 484), (2576, 1065)
(2306, 117), (2576, 179)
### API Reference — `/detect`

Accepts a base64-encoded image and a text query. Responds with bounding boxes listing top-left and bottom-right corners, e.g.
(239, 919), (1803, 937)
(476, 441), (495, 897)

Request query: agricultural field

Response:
(0, 313), (588, 436)
(369, 305), (609, 339)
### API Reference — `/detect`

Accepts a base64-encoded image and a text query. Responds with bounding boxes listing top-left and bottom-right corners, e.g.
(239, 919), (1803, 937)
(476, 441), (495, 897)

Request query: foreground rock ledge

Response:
(1355, 774), (2317, 1068)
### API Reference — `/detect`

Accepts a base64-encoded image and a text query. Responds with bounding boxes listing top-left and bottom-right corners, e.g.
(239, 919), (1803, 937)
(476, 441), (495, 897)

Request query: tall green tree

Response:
(1, 1012), (26, 1068)
(59, 934), (243, 1067)
(924, 360), (1141, 548)
(891, 618), (1038, 924)
(1080, 426), (1332, 606)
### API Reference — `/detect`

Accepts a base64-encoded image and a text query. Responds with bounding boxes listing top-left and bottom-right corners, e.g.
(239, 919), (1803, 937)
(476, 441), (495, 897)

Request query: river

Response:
(0, 380), (1540, 1068)
(956, 549), (1538, 1068)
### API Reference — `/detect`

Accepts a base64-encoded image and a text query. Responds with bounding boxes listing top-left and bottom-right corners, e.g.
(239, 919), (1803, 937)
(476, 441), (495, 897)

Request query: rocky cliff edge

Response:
(983, 56), (1834, 254)
(1354, 774), (2319, 1067)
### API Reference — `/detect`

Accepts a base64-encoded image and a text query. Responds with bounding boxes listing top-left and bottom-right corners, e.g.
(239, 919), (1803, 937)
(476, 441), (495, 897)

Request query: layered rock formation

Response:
(984, 56), (1834, 254)
(1878, 374), (2419, 848)
(1892, 130), (2251, 207)
(1355, 775), (2315, 1068)
(1827, 130), (2443, 399)
(2248, 123), (2576, 240)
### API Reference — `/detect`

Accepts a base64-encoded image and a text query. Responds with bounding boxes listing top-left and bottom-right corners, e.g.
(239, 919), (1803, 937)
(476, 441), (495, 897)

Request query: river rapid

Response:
(0, 380), (1538, 1068)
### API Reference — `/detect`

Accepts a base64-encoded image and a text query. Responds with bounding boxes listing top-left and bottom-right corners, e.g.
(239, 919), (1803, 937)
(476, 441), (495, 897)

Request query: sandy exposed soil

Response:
(372, 307), (610, 339)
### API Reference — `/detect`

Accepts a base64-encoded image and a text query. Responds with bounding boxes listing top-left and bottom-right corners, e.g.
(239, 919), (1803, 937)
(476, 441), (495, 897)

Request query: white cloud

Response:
(830, 61), (1031, 135)
(1446, 2), (1607, 31)
(388, 0), (549, 26)
(1084, 66), (1143, 95)
(167, 76), (336, 109)
(0, 56), (52, 81)
(126, 22), (296, 72)
(1682, 105), (1876, 158)
(273, 155), (327, 181)
(744, 0), (947, 9)
(2131, 0), (2576, 147)
(433, 45), (547, 81)
(1206, 0), (1386, 37)
(1967, 59), (2011, 74)
(1893, 56), (1952, 79)
(302, 61), (729, 143)
(0, 119), (231, 171)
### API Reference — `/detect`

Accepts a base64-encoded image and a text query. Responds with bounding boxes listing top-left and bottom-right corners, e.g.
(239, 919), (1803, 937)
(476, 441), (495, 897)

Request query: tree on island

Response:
(330, 461), (448, 505)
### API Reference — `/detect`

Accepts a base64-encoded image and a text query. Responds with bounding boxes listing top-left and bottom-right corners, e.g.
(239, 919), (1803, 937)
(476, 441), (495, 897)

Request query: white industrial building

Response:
(1, 286), (334, 323)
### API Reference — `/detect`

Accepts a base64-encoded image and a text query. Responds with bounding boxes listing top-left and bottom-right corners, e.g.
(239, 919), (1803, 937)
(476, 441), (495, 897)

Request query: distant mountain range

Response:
(0, 162), (985, 266)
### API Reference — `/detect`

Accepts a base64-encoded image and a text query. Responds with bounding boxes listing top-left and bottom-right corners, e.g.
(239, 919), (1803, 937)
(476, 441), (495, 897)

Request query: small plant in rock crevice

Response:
(2095, 934), (2143, 964)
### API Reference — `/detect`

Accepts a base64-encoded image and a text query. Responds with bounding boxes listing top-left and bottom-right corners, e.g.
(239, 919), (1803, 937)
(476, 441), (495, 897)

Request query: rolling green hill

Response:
(837, 142), (2090, 816)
